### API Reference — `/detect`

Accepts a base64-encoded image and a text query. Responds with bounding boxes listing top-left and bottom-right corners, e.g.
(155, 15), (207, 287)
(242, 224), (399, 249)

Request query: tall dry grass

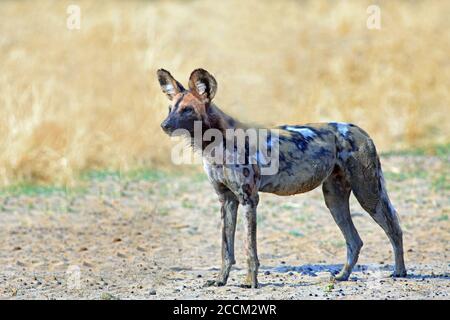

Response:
(0, 0), (449, 186)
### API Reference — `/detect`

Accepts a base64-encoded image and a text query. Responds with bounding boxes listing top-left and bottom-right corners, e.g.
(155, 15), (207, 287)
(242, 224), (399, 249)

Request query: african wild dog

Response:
(157, 68), (407, 288)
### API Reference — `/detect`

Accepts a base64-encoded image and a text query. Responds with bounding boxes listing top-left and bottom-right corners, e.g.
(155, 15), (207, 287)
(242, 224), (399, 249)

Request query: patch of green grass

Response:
(288, 230), (304, 238)
(324, 282), (335, 293)
(257, 214), (266, 225)
(190, 172), (208, 183)
(80, 168), (173, 182)
(434, 144), (450, 158)
(381, 148), (426, 157)
(181, 199), (195, 209)
(432, 175), (450, 191)
(435, 214), (448, 222)
(403, 223), (413, 231)
(158, 207), (169, 216)
(384, 170), (428, 182)
(0, 183), (86, 197)
(1, 168), (176, 197)
(280, 203), (298, 211)
(294, 215), (308, 223)
(330, 240), (346, 248)
(80, 169), (122, 181)
(381, 143), (450, 158)
(125, 168), (172, 182)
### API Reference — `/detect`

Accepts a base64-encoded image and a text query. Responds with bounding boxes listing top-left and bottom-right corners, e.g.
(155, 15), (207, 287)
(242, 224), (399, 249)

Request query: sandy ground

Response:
(0, 155), (448, 300)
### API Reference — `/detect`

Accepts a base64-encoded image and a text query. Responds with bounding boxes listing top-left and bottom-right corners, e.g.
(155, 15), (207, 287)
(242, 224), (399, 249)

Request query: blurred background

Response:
(0, 0), (449, 187)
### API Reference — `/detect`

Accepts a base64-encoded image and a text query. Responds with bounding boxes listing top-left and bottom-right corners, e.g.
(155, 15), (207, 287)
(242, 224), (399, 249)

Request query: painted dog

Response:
(157, 68), (407, 288)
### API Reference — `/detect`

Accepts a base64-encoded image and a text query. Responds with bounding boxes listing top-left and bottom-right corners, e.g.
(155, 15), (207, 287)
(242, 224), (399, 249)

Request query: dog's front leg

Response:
(241, 196), (260, 288)
(205, 192), (238, 287)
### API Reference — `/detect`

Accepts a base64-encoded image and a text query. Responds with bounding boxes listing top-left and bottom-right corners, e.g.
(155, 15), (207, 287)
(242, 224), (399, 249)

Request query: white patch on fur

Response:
(284, 126), (317, 139)
(195, 81), (206, 94)
(335, 122), (350, 136)
(163, 84), (175, 95)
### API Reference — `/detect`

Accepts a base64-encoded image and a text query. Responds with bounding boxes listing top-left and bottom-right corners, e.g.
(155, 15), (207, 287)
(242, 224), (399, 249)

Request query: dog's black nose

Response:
(161, 121), (170, 131)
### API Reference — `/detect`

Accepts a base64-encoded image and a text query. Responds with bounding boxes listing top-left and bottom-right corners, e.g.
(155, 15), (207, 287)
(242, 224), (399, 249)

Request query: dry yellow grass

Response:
(0, 0), (449, 186)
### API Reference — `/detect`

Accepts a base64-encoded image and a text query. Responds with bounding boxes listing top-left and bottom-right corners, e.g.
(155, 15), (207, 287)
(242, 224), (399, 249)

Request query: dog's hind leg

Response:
(347, 142), (406, 277)
(370, 195), (406, 277)
(351, 169), (406, 277)
(322, 168), (363, 281)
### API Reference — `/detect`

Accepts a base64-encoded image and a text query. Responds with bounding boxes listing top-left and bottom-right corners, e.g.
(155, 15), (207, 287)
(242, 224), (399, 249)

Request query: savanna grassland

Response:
(0, 0), (449, 300)
(0, 0), (449, 186)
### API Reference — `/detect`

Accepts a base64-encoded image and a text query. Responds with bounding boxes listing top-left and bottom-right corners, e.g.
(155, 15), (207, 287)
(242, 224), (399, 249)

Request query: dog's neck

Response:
(191, 103), (248, 151)
(206, 103), (248, 131)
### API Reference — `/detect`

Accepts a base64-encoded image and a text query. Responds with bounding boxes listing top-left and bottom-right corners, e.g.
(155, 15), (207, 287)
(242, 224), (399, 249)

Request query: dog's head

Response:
(157, 68), (217, 137)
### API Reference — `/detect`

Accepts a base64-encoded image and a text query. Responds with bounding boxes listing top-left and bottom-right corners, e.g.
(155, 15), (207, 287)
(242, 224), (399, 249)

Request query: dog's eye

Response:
(182, 106), (194, 114)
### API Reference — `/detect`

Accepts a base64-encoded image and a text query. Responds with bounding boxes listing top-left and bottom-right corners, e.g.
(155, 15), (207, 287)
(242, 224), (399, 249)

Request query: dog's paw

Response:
(391, 270), (407, 278)
(240, 280), (259, 289)
(332, 271), (350, 281)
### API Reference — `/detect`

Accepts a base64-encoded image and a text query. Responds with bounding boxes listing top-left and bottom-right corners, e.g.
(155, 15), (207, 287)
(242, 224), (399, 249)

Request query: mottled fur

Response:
(158, 69), (407, 288)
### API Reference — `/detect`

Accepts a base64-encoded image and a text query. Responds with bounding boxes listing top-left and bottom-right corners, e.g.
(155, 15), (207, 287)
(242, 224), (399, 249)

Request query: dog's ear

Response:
(188, 69), (217, 103)
(157, 69), (185, 100)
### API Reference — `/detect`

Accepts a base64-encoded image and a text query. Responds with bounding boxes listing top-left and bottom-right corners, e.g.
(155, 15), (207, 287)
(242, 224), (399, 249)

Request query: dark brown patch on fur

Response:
(242, 184), (252, 196)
